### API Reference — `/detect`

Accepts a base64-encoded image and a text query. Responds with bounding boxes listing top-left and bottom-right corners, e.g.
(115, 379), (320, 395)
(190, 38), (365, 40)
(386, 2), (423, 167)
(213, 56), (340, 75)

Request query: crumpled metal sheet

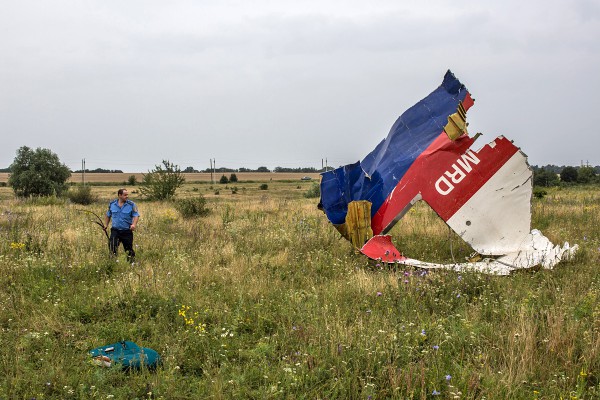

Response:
(320, 70), (577, 274)
(320, 70), (474, 231)
(361, 230), (578, 276)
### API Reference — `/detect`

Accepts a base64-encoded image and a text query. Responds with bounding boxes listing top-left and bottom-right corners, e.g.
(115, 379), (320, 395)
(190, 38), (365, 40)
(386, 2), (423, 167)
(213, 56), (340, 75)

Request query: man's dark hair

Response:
(118, 188), (126, 195)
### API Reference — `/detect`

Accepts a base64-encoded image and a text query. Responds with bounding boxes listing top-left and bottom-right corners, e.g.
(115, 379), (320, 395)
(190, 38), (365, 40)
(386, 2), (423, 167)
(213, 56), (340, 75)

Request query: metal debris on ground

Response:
(319, 70), (577, 275)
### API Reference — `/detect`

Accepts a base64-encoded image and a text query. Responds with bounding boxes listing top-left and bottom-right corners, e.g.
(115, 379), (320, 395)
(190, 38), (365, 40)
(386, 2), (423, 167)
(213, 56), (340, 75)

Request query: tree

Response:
(533, 168), (559, 187)
(219, 174), (229, 184)
(229, 173), (238, 183)
(577, 166), (597, 184)
(8, 146), (71, 197)
(139, 160), (185, 200)
(560, 166), (578, 183)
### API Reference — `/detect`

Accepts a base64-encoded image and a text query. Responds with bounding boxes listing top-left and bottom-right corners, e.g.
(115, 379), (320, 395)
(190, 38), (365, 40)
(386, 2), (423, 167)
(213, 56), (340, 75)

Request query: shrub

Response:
(229, 173), (238, 183)
(128, 175), (137, 185)
(259, 184), (268, 190)
(8, 146), (71, 197)
(220, 175), (229, 184)
(139, 160), (185, 200)
(532, 188), (547, 199)
(67, 185), (98, 205)
(304, 183), (320, 198)
(174, 196), (209, 218)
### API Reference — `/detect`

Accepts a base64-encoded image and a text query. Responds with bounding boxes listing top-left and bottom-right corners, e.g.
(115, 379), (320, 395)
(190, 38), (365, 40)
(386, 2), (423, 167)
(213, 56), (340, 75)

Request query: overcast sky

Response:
(1, 0), (599, 171)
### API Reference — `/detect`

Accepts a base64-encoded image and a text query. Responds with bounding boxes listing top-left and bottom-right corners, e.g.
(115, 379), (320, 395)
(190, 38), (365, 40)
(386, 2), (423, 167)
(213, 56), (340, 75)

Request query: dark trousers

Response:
(109, 228), (135, 262)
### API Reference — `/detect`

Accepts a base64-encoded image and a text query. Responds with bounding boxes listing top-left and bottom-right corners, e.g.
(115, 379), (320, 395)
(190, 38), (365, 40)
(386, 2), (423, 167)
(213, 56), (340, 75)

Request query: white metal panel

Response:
(444, 150), (532, 255)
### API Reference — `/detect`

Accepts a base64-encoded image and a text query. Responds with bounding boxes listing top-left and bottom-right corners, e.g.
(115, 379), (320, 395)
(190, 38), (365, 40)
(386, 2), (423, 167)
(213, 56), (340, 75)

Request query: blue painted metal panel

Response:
(320, 70), (469, 225)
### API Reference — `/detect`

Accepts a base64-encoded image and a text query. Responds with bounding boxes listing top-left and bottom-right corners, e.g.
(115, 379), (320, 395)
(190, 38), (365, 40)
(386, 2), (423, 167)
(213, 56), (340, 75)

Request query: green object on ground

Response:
(89, 341), (161, 370)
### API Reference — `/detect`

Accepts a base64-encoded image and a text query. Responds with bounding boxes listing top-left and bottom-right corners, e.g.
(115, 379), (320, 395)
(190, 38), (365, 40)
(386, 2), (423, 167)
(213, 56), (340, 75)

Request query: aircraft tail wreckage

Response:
(319, 70), (577, 275)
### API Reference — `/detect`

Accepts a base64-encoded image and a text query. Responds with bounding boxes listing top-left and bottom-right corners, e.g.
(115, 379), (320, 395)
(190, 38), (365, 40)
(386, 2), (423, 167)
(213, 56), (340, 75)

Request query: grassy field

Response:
(0, 182), (599, 399)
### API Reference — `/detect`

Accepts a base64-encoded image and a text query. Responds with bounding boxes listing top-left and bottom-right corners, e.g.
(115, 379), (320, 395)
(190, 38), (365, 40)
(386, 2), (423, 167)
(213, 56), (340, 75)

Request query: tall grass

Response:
(0, 184), (598, 399)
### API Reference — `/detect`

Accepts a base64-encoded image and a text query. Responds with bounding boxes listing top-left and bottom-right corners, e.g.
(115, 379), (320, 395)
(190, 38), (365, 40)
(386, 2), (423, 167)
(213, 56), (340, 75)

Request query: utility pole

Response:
(210, 158), (216, 184)
(82, 158), (86, 185)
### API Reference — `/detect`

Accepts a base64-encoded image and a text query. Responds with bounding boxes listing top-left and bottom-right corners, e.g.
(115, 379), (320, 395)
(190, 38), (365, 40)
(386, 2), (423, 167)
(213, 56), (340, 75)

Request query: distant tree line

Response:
(532, 165), (599, 187)
(533, 164), (600, 174)
(181, 166), (327, 173)
(181, 167), (323, 173)
(72, 168), (124, 173)
(238, 167), (270, 172)
(273, 167), (320, 173)
(5, 151), (599, 191)
(2, 164), (328, 174)
(124, 164), (600, 186)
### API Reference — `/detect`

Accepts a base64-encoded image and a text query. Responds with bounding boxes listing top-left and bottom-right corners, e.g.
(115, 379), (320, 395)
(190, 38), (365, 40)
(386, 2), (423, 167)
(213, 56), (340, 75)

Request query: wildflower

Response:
(366, 309), (372, 314)
(445, 374), (452, 381)
(404, 280), (409, 284)
(433, 345), (439, 350)
(404, 271), (410, 276)
(432, 390), (441, 395)
(421, 329), (426, 336)
(376, 292), (382, 297)
(457, 275), (462, 281)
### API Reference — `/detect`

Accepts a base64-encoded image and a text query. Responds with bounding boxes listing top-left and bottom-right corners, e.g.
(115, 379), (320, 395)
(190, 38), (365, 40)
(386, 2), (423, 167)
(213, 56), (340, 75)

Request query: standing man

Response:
(104, 188), (140, 263)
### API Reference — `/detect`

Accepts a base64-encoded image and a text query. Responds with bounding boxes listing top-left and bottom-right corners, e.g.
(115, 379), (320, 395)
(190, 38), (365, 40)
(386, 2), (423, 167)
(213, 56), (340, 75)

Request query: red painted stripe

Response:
(462, 92), (474, 112)
(371, 133), (519, 234)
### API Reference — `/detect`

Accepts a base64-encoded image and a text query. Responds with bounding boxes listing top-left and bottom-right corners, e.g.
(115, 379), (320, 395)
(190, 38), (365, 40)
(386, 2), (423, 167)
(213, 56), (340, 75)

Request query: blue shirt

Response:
(106, 199), (140, 230)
